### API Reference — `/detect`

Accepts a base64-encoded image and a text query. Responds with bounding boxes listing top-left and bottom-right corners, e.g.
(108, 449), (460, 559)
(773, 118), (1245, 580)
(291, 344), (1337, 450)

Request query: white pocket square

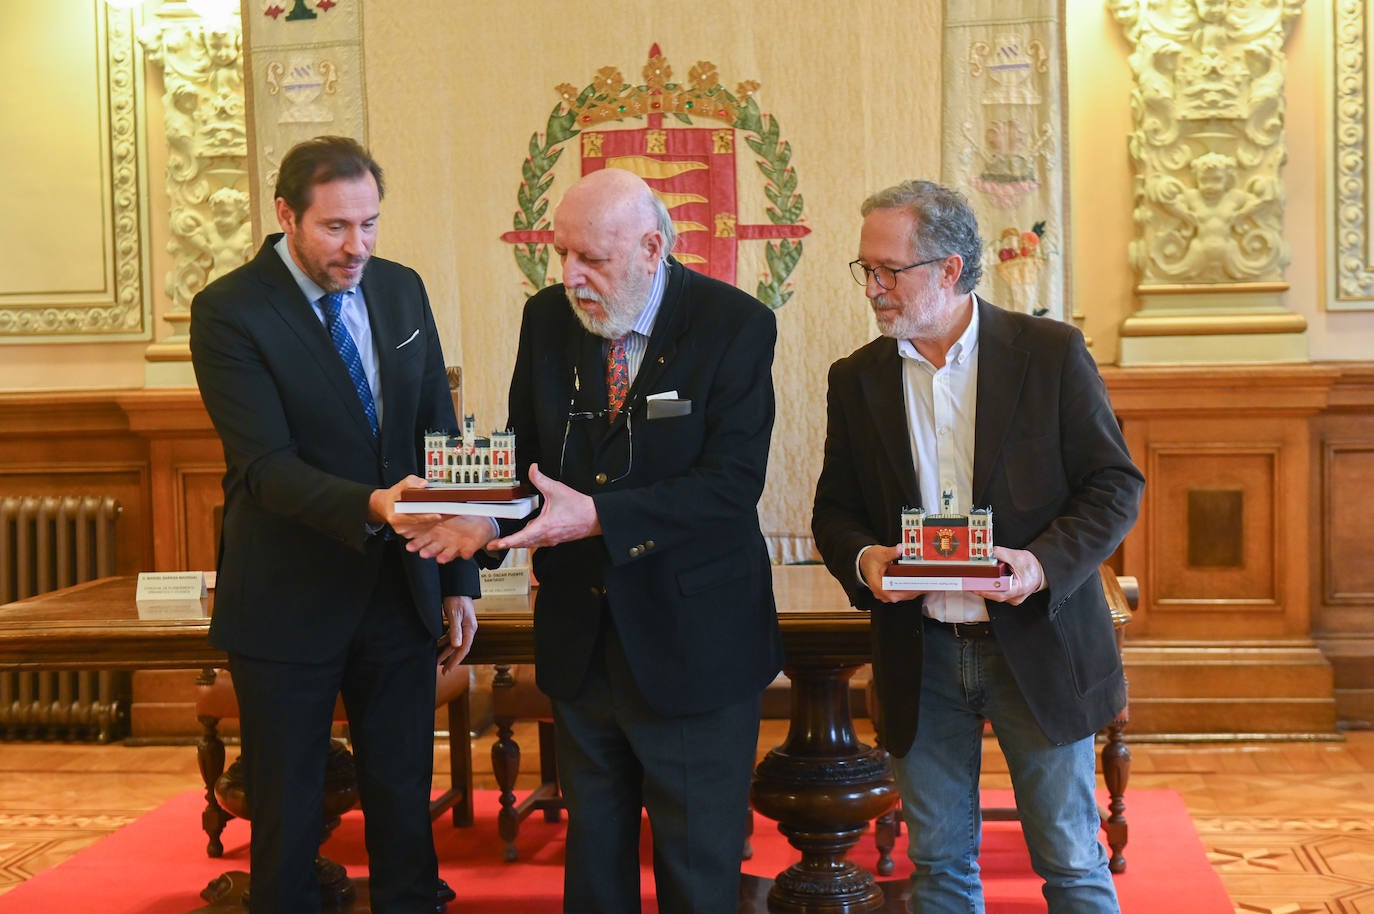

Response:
(395, 329), (420, 349)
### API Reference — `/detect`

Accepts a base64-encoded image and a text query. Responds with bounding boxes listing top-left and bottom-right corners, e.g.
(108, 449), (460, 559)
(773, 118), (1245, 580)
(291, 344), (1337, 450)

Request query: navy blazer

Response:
(190, 235), (478, 663)
(812, 298), (1143, 753)
(502, 259), (783, 717)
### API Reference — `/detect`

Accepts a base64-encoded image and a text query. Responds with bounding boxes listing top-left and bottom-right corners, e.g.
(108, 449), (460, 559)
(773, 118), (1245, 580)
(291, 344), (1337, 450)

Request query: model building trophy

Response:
(881, 492), (1012, 591)
(394, 415), (539, 519)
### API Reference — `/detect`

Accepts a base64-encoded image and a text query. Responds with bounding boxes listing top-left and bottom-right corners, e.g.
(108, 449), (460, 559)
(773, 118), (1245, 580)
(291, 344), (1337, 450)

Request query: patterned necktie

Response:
(321, 292), (379, 437)
(605, 335), (630, 422)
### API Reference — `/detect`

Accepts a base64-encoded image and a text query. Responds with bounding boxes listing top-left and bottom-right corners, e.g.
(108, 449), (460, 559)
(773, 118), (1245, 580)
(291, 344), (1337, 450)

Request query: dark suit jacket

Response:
(503, 258), (783, 718)
(812, 298), (1143, 753)
(190, 235), (479, 662)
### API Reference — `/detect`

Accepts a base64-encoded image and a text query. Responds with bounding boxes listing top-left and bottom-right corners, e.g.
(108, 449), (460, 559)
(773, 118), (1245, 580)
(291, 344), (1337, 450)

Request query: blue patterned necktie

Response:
(321, 292), (378, 437)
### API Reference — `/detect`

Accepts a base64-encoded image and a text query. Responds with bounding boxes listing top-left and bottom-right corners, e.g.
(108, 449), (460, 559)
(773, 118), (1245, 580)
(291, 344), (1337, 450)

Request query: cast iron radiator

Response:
(0, 495), (129, 742)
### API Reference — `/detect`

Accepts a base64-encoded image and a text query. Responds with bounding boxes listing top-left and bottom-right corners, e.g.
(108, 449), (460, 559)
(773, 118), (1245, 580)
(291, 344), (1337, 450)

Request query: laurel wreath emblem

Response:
(509, 57), (805, 309)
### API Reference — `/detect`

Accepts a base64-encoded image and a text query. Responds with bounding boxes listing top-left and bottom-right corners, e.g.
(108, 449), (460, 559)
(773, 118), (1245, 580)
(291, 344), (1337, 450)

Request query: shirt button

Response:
(595, 472), (608, 485)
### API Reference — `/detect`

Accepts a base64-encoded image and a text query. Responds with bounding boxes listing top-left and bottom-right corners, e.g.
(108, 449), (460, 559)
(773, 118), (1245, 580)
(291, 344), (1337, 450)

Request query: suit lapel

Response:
(972, 298), (1027, 504)
(859, 341), (919, 507)
(256, 237), (378, 448)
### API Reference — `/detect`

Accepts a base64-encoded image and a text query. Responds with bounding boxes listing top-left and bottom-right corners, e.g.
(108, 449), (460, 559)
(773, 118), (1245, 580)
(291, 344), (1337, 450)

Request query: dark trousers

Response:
(553, 619), (761, 914)
(230, 546), (440, 914)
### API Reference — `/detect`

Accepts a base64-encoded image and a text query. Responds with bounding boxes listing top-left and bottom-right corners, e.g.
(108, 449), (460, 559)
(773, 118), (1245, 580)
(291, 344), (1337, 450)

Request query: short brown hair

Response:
(274, 135), (385, 216)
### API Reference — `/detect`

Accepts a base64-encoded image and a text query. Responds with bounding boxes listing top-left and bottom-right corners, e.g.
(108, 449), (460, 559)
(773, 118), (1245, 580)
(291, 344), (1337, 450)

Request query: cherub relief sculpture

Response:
(1139, 152), (1281, 281)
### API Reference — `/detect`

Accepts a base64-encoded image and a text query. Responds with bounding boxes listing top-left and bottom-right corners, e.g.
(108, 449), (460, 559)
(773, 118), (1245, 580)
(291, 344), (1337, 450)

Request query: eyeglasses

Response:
(559, 366), (635, 485)
(849, 256), (944, 290)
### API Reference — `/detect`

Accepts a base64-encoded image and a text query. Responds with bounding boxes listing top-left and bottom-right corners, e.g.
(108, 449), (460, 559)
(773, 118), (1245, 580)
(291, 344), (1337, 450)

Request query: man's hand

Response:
(438, 595), (477, 671)
(968, 546), (1045, 605)
(490, 462), (599, 550)
(405, 516), (499, 564)
(369, 475), (444, 534)
(860, 543), (926, 603)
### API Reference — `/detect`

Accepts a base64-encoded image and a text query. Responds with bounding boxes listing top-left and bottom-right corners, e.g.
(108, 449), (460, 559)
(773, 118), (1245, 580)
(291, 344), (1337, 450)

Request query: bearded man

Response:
(410, 167), (782, 914)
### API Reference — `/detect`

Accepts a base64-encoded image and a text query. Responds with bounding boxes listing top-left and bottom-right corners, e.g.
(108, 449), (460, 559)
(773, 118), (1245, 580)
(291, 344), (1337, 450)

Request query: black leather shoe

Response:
(436, 877), (456, 910)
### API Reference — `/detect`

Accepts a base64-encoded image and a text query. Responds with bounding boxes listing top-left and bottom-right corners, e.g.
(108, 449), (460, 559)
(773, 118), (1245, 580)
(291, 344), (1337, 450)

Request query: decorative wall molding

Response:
(0, 5), (150, 340)
(1331, 0), (1374, 308)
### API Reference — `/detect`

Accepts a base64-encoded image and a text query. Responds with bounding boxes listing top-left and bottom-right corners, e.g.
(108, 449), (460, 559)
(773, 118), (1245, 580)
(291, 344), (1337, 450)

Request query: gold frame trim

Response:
(1332, 0), (1374, 309)
(0, 4), (150, 341)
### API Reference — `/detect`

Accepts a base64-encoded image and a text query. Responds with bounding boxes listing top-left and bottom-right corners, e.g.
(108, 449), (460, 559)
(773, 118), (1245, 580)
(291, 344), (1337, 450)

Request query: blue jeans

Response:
(892, 619), (1120, 914)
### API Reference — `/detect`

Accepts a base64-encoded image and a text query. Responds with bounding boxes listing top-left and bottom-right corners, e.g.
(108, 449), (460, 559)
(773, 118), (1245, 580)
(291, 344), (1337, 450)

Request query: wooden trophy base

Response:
(881, 560), (1013, 592)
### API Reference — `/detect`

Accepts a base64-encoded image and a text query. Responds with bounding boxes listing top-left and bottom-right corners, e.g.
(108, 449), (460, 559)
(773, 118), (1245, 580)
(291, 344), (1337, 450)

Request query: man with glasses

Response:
(410, 167), (782, 914)
(811, 179), (1142, 914)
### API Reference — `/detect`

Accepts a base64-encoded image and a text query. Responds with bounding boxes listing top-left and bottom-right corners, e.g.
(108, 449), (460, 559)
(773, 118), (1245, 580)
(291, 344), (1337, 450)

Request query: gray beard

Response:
(565, 287), (638, 339)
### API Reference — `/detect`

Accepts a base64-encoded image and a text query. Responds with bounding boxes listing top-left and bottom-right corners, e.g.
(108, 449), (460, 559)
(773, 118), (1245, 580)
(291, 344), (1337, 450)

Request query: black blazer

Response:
(812, 298), (1143, 753)
(503, 259), (783, 717)
(190, 235), (478, 662)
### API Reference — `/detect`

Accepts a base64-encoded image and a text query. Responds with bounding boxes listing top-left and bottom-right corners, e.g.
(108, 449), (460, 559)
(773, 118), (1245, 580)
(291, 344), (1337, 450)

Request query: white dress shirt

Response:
(896, 304), (986, 623)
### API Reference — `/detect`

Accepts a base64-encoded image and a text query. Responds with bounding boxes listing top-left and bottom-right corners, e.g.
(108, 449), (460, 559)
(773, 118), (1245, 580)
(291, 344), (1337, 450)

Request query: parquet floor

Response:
(0, 721), (1372, 913)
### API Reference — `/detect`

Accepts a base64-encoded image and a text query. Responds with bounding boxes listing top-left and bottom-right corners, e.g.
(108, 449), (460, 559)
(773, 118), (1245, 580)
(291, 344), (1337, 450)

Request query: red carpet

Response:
(0, 789), (1230, 913)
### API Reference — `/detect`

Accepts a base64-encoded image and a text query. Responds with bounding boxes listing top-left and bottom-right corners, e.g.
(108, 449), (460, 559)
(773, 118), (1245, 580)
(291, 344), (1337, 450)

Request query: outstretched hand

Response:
(490, 462), (599, 550)
(405, 515), (498, 564)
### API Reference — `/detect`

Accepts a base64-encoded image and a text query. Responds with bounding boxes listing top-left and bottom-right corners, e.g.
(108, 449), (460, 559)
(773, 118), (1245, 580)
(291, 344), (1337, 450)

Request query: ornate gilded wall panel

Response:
(0, 3), (150, 340)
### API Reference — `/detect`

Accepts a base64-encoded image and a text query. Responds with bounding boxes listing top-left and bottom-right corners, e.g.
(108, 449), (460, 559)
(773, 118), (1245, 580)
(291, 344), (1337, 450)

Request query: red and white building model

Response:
(423, 415), (516, 487)
(899, 504), (995, 565)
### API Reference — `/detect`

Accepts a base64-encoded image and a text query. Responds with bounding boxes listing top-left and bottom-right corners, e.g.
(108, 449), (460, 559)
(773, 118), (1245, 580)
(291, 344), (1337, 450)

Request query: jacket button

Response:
(594, 472), (608, 485)
(382, 458), (391, 469)
(629, 545), (642, 558)
(644, 540), (655, 550)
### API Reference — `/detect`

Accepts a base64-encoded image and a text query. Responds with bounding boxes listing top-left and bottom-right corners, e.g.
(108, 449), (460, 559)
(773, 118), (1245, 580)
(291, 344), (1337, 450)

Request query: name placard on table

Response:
(135, 571), (210, 619)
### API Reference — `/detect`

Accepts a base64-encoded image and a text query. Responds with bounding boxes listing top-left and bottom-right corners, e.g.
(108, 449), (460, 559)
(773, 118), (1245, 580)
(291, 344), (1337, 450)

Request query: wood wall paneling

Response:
(9, 367), (1374, 735)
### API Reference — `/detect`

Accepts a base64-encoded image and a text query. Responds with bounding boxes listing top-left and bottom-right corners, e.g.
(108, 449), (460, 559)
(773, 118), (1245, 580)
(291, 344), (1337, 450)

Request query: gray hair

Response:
(861, 180), (983, 294)
(648, 191), (677, 253)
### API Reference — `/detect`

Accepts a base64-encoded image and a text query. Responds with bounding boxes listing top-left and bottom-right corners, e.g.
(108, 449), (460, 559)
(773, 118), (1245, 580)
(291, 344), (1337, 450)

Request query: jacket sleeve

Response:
(1025, 331), (1144, 609)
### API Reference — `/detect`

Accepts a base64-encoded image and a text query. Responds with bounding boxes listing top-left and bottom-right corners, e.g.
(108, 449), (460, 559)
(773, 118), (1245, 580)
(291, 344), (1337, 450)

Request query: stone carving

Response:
(1112, 0), (1302, 285)
(140, 9), (249, 328)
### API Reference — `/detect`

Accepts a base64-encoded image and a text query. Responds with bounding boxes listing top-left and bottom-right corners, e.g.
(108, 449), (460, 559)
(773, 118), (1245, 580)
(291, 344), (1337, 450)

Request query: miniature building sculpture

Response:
(423, 415), (516, 487)
(898, 498), (995, 565)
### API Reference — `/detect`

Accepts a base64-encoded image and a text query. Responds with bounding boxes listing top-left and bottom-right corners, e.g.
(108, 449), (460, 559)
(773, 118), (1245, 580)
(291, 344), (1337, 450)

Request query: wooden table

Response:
(0, 565), (1131, 914)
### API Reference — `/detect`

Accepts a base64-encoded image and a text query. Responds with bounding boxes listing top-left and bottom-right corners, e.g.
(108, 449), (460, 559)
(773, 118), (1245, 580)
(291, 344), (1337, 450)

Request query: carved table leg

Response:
(197, 713), (230, 858)
(749, 661), (898, 914)
(491, 664), (523, 862)
(1101, 706), (1131, 874)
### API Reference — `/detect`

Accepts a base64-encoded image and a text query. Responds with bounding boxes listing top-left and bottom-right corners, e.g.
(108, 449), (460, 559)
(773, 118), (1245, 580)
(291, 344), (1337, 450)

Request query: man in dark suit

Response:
(189, 136), (479, 914)
(811, 180), (1143, 914)
(410, 167), (782, 914)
